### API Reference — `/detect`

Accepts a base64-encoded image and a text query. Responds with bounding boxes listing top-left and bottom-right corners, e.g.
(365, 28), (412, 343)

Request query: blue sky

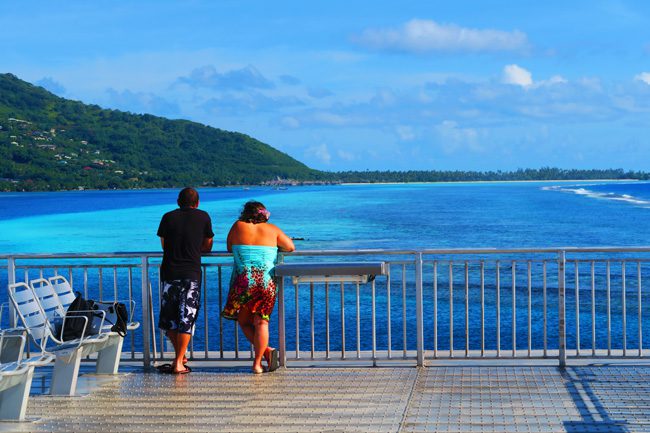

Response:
(2, 0), (650, 171)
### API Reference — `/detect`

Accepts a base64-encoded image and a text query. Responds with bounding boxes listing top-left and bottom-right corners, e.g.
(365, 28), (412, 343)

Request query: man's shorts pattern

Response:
(158, 279), (201, 334)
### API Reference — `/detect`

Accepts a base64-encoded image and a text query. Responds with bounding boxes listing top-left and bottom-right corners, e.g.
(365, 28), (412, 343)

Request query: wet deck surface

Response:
(2, 363), (650, 432)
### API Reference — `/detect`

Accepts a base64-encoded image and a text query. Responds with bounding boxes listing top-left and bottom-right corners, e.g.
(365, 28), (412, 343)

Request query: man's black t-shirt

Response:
(157, 207), (214, 281)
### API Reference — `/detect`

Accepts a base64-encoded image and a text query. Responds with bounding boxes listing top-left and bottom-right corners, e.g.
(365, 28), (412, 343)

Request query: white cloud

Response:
(635, 72), (650, 85)
(396, 125), (415, 141)
(544, 75), (568, 85)
(308, 87), (334, 99)
(337, 149), (356, 161)
(200, 92), (303, 115)
(577, 77), (602, 92)
(104, 88), (180, 116)
(36, 77), (66, 95)
(502, 64), (533, 87)
(503, 65), (568, 88)
(279, 74), (301, 86)
(177, 65), (274, 91)
(305, 144), (331, 164)
(281, 116), (300, 129)
(312, 112), (349, 126)
(313, 50), (367, 63)
(435, 120), (483, 154)
(355, 19), (528, 53)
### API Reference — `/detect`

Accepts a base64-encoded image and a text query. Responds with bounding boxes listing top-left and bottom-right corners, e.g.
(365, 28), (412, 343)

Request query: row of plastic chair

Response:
(30, 276), (138, 334)
(1, 275), (138, 421)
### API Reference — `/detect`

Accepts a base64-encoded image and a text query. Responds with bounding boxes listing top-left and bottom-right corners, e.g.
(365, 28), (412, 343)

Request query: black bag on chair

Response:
(96, 302), (128, 337)
(62, 292), (99, 341)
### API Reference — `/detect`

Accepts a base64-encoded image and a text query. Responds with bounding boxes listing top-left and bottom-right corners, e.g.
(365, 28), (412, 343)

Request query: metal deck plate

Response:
(1, 365), (649, 432)
(402, 365), (650, 433)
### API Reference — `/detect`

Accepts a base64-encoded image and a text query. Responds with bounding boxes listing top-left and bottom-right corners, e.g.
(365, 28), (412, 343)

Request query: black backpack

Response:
(61, 292), (99, 341)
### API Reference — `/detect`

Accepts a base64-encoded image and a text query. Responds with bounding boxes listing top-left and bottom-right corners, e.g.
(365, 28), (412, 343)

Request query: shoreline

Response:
(340, 179), (641, 186)
(0, 178), (645, 194)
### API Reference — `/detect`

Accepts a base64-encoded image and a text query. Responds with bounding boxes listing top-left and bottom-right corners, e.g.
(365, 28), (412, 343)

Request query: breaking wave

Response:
(542, 185), (650, 207)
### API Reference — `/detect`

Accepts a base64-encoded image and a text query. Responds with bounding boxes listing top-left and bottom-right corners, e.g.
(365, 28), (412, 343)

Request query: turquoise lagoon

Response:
(1, 181), (649, 253)
(1, 181), (649, 353)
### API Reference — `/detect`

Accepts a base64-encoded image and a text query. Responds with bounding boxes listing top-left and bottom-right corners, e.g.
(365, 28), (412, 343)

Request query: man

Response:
(157, 187), (214, 374)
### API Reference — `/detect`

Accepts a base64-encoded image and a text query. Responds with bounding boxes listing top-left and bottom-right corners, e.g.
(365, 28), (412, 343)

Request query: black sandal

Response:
(268, 349), (279, 372)
(156, 363), (173, 373)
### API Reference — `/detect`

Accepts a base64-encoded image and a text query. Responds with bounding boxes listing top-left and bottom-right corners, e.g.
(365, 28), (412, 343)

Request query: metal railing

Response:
(1, 247), (649, 368)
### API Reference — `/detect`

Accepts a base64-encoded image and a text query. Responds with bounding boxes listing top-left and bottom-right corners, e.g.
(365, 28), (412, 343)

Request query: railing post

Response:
(558, 250), (566, 368)
(277, 254), (286, 368)
(415, 252), (424, 367)
(140, 256), (151, 368)
(7, 256), (16, 328)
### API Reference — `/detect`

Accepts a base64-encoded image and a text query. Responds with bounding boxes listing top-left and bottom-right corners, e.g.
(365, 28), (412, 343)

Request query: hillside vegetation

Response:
(0, 73), (319, 191)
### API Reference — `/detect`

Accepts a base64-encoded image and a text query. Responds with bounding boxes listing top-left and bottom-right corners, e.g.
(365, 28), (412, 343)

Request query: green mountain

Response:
(0, 73), (320, 191)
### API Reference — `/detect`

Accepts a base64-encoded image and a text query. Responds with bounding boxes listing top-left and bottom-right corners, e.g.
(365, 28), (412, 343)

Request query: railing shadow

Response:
(561, 365), (650, 433)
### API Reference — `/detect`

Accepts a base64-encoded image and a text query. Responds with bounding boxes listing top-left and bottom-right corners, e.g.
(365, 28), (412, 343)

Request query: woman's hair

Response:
(239, 200), (270, 224)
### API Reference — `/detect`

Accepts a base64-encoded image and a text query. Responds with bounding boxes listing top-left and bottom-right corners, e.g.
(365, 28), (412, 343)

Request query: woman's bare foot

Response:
(172, 360), (188, 374)
(252, 364), (265, 374)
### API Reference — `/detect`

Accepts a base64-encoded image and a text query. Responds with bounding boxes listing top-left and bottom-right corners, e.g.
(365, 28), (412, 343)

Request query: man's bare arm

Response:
(202, 237), (214, 252)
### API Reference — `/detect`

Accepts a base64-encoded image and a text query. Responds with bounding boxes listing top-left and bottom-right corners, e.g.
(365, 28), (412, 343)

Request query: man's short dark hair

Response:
(177, 187), (199, 208)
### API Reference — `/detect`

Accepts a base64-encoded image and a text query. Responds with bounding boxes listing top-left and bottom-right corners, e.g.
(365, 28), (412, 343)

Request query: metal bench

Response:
(8, 282), (122, 396)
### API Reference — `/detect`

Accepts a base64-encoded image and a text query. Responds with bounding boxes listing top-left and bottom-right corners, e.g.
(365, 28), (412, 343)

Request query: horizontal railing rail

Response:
(1, 246), (649, 368)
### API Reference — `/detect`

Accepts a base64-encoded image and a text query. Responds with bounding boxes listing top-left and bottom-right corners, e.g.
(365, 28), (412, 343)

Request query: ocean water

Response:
(1, 181), (649, 354)
(1, 181), (649, 253)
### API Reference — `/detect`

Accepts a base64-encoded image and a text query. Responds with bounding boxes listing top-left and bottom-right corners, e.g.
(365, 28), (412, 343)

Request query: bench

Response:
(8, 282), (123, 396)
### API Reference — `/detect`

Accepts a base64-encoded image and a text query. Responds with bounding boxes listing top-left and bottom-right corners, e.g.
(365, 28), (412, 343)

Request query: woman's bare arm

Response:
(276, 228), (295, 252)
(226, 223), (237, 252)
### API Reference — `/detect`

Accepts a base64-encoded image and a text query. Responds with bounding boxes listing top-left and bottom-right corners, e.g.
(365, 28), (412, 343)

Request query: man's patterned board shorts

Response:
(158, 279), (201, 334)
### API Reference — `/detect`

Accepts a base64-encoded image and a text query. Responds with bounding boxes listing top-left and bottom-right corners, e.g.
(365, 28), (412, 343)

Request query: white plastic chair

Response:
(47, 276), (76, 311)
(48, 275), (140, 331)
(0, 333), (34, 421)
(29, 278), (66, 324)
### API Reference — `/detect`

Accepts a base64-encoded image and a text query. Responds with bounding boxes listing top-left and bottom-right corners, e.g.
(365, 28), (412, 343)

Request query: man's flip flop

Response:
(156, 363), (173, 373)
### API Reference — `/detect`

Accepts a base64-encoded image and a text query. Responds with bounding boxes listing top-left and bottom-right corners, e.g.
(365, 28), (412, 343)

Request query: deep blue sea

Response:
(1, 181), (649, 356)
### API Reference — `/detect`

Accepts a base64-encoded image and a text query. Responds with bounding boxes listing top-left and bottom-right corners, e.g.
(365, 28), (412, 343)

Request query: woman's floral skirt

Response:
(221, 265), (277, 321)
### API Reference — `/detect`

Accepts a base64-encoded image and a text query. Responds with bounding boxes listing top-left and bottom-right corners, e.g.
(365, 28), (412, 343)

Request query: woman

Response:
(221, 201), (295, 373)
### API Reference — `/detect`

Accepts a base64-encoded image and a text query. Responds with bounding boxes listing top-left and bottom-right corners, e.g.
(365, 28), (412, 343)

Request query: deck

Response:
(2, 361), (650, 433)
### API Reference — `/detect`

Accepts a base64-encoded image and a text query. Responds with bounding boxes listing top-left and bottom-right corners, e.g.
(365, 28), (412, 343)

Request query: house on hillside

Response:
(8, 118), (31, 124)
